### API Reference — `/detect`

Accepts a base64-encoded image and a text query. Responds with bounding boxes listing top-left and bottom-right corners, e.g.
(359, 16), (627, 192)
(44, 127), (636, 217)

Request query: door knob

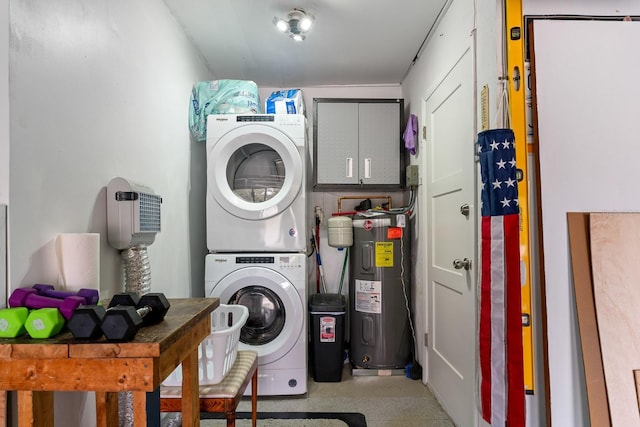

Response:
(453, 258), (472, 271)
(460, 204), (470, 217)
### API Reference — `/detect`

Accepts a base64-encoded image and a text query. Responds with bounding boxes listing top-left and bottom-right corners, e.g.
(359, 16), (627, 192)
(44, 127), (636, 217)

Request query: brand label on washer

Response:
(320, 316), (336, 342)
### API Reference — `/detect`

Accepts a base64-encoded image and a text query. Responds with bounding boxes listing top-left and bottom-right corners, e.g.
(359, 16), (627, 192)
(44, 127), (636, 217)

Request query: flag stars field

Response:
(500, 197), (512, 208)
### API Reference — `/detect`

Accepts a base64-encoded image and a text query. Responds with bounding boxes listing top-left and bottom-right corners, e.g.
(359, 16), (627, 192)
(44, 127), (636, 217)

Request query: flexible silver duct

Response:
(119, 244), (152, 426)
(121, 245), (152, 296)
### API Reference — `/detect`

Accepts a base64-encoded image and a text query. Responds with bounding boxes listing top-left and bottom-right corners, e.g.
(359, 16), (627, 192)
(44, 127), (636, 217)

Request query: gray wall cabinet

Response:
(313, 98), (405, 191)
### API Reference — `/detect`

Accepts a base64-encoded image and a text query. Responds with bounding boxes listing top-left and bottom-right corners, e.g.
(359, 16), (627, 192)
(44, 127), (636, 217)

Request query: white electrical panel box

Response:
(107, 177), (162, 250)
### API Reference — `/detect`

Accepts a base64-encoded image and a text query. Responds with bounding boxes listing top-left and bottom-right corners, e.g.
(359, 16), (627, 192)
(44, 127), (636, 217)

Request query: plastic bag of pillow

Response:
(265, 89), (305, 115)
(189, 80), (261, 142)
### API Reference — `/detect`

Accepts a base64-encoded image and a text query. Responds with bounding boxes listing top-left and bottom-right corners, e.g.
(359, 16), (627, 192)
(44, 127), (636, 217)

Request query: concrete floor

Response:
(232, 364), (456, 427)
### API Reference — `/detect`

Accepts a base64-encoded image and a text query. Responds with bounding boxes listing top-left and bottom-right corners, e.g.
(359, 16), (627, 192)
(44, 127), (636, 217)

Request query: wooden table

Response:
(0, 297), (219, 427)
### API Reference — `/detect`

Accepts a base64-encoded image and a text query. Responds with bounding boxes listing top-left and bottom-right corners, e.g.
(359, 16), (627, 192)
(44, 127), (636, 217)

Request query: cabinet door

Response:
(358, 103), (401, 185)
(316, 102), (359, 185)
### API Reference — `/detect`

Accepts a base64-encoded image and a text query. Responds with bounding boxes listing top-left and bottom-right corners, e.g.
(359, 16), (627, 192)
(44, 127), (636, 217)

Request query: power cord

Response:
(400, 221), (421, 380)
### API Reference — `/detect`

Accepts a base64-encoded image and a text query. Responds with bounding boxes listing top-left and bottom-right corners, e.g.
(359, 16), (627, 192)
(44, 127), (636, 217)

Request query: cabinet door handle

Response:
(346, 158), (353, 178)
(364, 158), (372, 179)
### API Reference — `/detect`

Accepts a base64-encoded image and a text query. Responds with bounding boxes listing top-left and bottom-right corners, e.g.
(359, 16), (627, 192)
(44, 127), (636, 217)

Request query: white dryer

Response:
(205, 253), (307, 396)
(206, 114), (308, 253)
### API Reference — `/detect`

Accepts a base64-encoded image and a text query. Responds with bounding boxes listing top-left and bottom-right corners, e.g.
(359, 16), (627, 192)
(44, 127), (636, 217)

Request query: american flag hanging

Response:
(477, 128), (525, 426)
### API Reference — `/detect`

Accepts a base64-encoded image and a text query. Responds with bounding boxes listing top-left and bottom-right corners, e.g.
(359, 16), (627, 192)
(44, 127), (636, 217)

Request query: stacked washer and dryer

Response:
(204, 114), (309, 396)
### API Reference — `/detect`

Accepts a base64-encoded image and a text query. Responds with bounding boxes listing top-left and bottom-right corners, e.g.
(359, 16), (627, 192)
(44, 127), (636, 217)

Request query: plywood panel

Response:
(590, 213), (640, 426)
(567, 213), (610, 427)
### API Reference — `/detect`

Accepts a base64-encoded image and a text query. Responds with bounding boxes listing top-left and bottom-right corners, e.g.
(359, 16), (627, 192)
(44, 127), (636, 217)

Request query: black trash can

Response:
(309, 293), (346, 382)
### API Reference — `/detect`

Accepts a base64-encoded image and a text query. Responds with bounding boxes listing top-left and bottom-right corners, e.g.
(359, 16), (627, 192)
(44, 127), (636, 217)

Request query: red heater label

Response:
(387, 227), (403, 239)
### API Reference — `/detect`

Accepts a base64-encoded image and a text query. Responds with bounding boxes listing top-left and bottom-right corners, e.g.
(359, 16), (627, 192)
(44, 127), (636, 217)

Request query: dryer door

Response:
(208, 125), (303, 220)
(209, 266), (304, 364)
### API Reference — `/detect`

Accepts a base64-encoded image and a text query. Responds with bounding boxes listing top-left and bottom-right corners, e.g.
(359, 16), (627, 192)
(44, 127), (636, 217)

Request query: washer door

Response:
(209, 266), (304, 364)
(208, 125), (303, 220)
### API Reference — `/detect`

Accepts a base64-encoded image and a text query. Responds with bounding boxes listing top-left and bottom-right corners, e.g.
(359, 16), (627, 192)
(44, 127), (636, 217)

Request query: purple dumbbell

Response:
(8, 288), (85, 320)
(32, 284), (99, 306)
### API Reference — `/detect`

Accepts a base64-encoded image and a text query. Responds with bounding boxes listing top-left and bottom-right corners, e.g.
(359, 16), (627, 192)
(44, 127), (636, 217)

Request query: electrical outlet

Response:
(406, 165), (419, 188)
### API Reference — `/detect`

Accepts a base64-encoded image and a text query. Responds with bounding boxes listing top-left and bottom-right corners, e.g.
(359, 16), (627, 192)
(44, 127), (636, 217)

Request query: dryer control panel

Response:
(235, 255), (304, 270)
(236, 256), (275, 264)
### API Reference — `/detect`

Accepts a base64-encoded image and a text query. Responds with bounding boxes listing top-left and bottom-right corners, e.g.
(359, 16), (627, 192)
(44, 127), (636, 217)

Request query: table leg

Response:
(131, 392), (147, 427)
(251, 368), (258, 427)
(0, 390), (6, 427)
(17, 391), (53, 427)
(145, 387), (160, 426)
(95, 392), (118, 427)
(181, 348), (199, 427)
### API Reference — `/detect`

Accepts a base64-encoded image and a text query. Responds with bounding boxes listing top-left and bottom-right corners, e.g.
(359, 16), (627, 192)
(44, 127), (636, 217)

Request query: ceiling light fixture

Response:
(272, 8), (314, 41)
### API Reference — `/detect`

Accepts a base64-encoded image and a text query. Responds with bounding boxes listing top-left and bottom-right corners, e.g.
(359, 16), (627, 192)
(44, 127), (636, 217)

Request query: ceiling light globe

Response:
(291, 33), (304, 42)
(299, 17), (313, 32)
(273, 17), (289, 32)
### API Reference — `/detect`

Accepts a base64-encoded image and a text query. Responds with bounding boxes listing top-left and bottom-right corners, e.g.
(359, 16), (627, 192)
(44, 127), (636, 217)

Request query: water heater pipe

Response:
(337, 195), (392, 212)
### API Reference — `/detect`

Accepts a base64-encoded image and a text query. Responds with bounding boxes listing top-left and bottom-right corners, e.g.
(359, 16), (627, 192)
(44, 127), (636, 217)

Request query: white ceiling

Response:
(163, 0), (449, 87)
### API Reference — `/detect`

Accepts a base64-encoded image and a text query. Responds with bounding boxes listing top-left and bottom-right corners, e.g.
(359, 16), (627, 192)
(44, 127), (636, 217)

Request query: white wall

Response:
(524, 0), (640, 15)
(521, 2), (640, 426)
(1, 0), (8, 312)
(0, 0), (7, 206)
(8, 1), (211, 424)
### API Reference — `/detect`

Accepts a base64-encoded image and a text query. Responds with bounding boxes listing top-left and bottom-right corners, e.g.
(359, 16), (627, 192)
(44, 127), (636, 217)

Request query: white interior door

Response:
(425, 49), (476, 427)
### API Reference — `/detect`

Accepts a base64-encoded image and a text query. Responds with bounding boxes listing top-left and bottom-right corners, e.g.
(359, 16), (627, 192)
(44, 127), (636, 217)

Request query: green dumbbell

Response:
(0, 307), (29, 338)
(24, 308), (65, 339)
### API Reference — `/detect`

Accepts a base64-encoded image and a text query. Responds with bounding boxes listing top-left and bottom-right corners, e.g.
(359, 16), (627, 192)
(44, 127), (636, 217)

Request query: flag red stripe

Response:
(480, 216), (493, 422)
(480, 214), (525, 425)
(504, 214), (525, 426)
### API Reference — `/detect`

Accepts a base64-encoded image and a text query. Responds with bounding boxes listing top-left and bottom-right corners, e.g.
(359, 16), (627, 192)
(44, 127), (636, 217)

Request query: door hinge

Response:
(422, 126), (427, 140)
(424, 333), (428, 347)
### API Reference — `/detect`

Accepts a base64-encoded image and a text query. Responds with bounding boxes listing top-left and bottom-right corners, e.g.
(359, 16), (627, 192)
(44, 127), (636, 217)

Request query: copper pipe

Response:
(337, 195), (392, 213)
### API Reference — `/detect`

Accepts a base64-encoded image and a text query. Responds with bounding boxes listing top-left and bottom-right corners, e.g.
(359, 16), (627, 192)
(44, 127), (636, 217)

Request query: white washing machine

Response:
(206, 114), (308, 253)
(205, 252), (307, 396)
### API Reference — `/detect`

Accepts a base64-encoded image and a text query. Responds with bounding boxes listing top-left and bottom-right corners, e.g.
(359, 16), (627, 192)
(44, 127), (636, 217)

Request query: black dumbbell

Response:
(68, 292), (166, 340)
(100, 293), (170, 341)
(67, 293), (141, 339)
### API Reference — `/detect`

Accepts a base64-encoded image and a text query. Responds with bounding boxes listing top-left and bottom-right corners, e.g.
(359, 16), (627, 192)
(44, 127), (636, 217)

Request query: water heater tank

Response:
(349, 212), (411, 369)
